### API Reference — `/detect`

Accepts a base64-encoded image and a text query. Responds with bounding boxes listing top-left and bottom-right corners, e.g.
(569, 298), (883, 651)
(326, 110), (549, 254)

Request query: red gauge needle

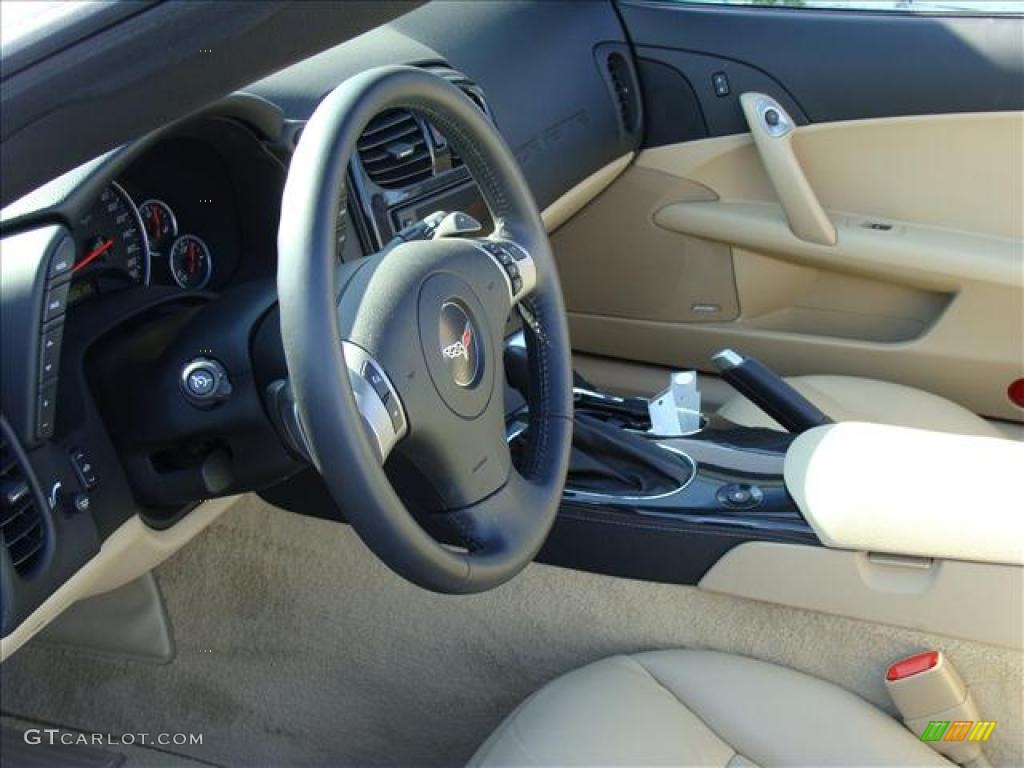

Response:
(73, 238), (113, 273)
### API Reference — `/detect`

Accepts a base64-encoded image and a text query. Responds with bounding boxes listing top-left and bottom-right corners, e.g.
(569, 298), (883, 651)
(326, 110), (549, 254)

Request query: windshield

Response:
(2, 1), (108, 52)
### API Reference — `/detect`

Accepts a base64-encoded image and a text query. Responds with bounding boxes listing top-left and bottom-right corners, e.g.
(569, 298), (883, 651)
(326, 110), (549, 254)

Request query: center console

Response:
(505, 335), (822, 585)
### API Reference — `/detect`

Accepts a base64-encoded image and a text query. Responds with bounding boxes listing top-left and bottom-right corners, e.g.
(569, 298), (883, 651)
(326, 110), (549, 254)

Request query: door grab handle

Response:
(740, 92), (837, 246)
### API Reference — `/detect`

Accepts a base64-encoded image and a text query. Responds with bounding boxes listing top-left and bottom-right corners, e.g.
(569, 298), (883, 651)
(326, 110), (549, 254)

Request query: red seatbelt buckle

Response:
(884, 650), (989, 763)
(886, 650), (939, 681)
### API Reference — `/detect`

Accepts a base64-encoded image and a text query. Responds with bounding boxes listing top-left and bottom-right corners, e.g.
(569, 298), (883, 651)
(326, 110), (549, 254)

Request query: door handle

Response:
(740, 92), (837, 246)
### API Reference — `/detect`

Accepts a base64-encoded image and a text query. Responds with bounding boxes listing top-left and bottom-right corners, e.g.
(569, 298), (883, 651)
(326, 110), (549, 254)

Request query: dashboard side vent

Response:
(0, 433), (46, 576)
(606, 51), (640, 134)
(356, 109), (433, 189)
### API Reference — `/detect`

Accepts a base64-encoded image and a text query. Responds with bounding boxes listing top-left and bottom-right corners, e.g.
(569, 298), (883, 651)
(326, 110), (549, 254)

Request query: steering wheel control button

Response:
(180, 357), (232, 408)
(384, 395), (405, 432)
(505, 242), (529, 262)
(341, 342), (408, 463)
(473, 240), (537, 302)
(361, 360), (391, 402)
(717, 483), (764, 509)
(439, 301), (481, 389)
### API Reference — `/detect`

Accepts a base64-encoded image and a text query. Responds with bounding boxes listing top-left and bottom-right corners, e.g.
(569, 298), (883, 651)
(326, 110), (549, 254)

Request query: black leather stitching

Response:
(522, 297), (552, 481)
(401, 101), (512, 220)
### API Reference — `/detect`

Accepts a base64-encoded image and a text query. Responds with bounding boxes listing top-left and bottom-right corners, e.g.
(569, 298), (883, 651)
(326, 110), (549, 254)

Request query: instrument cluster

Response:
(69, 184), (217, 305)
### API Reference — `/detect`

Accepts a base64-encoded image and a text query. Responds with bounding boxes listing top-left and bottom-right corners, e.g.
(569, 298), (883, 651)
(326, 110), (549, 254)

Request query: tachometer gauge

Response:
(73, 182), (150, 285)
(139, 199), (178, 256)
(168, 234), (213, 290)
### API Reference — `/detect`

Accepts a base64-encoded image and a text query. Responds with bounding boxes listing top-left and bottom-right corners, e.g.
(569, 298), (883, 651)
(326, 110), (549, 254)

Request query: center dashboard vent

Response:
(353, 66), (493, 190)
(0, 431), (47, 576)
(356, 109), (434, 189)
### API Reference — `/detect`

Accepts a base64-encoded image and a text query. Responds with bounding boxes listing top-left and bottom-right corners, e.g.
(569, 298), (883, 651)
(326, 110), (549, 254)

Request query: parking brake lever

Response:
(711, 349), (832, 434)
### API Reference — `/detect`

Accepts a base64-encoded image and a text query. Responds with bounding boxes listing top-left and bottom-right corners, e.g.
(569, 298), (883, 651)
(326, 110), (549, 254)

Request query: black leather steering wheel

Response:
(277, 66), (573, 593)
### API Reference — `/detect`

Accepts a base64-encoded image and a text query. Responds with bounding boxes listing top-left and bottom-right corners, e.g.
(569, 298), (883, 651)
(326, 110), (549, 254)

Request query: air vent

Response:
(427, 69), (493, 170)
(0, 433), (46, 576)
(356, 109), (433, 189)
(606, 52), (639, 134)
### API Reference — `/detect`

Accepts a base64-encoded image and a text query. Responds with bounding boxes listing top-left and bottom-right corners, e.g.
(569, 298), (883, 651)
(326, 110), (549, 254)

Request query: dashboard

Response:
(0, 0), (635, 649)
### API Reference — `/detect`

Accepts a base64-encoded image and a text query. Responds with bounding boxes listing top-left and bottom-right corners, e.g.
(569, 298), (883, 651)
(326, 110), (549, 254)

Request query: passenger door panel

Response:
(554, 1), (1024, 420)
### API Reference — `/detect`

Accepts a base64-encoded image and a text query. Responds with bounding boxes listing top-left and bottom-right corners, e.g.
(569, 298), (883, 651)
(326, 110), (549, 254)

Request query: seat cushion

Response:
(717, 374), (1002, 438)
(469, 650), (952, 767)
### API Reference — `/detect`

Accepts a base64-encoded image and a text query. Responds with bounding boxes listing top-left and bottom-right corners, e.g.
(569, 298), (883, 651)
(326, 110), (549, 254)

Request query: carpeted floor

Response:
(2, 495), (1021, 767)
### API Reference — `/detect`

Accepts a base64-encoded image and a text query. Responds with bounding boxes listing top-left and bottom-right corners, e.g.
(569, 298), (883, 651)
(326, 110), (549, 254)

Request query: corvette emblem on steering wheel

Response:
(439, 301), (480, 387)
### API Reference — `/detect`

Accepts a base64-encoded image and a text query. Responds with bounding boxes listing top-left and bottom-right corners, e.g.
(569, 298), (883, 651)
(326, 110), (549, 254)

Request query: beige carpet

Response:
(2, 495), (1021, 767)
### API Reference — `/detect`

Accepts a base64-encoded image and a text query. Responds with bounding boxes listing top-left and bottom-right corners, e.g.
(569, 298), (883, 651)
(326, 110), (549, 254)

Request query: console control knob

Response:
(70, 492), (91, 515)
(717, 483), (764, 509)
(181, 357), (232, 408)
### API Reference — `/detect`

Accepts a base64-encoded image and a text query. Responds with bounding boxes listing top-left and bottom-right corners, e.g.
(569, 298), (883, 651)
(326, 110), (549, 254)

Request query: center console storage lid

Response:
(784, 422), (1024, 565)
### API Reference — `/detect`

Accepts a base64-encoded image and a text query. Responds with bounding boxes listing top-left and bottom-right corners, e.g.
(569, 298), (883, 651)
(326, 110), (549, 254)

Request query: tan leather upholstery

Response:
(470, 650), (952, 767)
(718, 374), (1002, 438)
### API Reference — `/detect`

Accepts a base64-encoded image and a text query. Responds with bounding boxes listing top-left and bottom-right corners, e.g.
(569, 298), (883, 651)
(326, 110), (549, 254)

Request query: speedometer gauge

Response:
(139, 199), (178, 256)
(73, 182), (150, 286)
(168, 234), (213, 290)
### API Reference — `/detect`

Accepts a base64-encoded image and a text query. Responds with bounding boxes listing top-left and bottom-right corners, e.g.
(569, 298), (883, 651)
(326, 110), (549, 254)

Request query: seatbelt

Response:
(885, 651), (993, 767)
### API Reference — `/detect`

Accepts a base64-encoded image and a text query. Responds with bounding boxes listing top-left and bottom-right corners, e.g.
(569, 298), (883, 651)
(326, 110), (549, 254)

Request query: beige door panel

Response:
(550, 166), (740, 325)
(638, 111), (1024, 238)
(655, 200), (1019, 292)
(732, 248), (950, 343)
(556, 111), (1024, 420)
(542, 153), (634, 233)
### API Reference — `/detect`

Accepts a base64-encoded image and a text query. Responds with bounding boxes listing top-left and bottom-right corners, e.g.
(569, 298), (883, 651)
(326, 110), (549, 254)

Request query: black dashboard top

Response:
(248, 0), (632, 210)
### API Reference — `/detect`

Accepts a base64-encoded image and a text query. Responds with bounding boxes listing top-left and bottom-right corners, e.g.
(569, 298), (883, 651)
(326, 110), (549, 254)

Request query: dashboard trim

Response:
(0, 495), (242, 661)
(541, 152), (634, 234)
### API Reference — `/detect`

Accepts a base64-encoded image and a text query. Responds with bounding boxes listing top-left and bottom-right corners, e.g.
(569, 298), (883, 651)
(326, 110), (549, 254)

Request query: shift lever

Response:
(711, 349), (832, 433)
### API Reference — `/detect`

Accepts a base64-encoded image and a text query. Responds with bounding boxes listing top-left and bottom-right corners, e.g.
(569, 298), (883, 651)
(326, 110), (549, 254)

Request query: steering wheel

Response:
(276, 66), (573, 593)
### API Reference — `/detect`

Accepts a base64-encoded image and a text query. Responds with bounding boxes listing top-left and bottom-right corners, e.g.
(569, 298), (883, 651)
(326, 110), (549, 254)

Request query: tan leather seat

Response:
(718, 375), (1002, 438)
(470, 650), (951, 767)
